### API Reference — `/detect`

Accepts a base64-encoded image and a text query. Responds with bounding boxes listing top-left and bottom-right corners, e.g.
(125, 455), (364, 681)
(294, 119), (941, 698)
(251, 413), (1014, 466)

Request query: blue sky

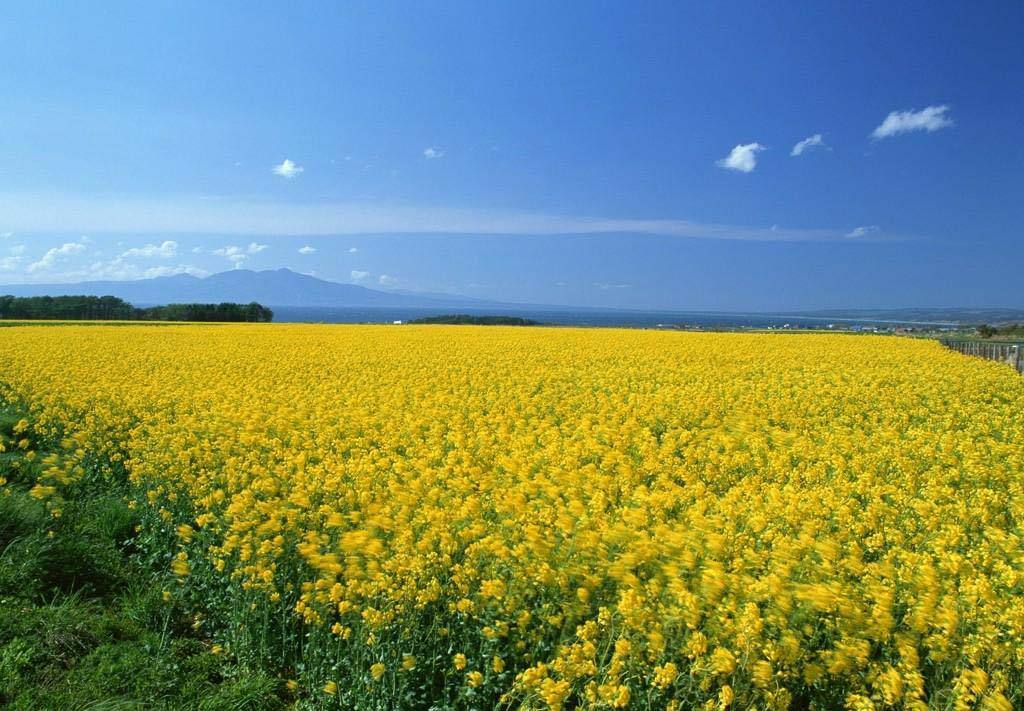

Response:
(1, 1), (1021, 310)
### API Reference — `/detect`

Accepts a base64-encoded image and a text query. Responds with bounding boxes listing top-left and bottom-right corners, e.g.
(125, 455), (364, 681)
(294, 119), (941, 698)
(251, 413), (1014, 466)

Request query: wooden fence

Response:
(940, 340), (1023, 374)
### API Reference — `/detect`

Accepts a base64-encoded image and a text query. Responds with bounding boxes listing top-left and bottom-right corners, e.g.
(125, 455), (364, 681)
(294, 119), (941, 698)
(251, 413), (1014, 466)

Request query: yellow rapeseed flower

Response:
(1, 324), (1022, 708)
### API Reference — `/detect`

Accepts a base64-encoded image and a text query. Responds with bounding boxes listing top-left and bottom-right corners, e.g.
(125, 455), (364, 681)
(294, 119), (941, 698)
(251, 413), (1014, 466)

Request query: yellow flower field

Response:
(1, 324), (1023, 709)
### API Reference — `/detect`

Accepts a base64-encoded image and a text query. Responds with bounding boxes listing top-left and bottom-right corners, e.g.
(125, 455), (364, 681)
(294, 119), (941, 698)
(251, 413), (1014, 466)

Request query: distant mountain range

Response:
(0, 268), (511, 310)
(2, 269), (1022, 325)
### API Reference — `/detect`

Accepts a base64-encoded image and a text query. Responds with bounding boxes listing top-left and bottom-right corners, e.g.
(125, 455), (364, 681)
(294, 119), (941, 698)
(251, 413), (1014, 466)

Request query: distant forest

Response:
(409, 314), (543, 326)
(0, 295), (273, 322)
(977, 323), (1024, 338)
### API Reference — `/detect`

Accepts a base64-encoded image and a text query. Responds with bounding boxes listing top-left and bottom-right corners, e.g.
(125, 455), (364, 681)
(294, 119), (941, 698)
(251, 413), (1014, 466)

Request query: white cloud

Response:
(27, 241), (88, 273)
(298, 245), (316, 254)
(846, 225), (881, 238)
(120, 240), (178, 259)
(247, 242), (268, 253)
(191, 246), (203, 254)
(0, 242), (210, 282)
(594, 282), (631, 290)
(137, 265), (208, 279)
(350, 270), (370, 282)
(423, 147), (444, 159)
(871, 105), (953, 139)
(0, 193), (905, 242)
(272, 158), (304, 178)
(0, 231), (13, 239)
(212, 245), (249, 266)
(790, 134), (827, 157)
(378, 274), (398, 286)
(82, 260), (209, 281)
(716, 143), (766, 173)
(348, 247), (358, 253)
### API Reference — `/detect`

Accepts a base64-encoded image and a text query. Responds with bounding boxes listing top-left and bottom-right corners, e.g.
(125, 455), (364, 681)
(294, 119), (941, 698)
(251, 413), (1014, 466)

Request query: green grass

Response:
(0, 408), (289, 710)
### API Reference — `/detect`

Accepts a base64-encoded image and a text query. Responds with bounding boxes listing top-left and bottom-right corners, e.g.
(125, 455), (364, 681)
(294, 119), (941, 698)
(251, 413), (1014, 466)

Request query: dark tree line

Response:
(0, 295), (273, 322)
(140, 302), (274, 322)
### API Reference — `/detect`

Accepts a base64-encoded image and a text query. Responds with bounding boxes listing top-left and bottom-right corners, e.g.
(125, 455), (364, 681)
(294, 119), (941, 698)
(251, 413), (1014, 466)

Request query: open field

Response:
(2, 324), (1024, 709)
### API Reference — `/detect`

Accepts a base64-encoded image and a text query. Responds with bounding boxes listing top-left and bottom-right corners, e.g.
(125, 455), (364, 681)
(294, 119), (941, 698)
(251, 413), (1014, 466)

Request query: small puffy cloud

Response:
(84, 260), (209, 281)
(871, 105), (953, 139)
(791, 134), (827, 157)
(138, 265), (209, 278)
(716, 143), (766, 173)
(0, 253), (23, 271)
(348, 247), (358, 253)
(423, 147), (444, 159)
(212, 245), (249, 265)
(0, 231), (13, 239)
(846, 225), (881, 239)
(211, 242), (263, 261)
(120, 240), (178, 259)
(27, 241), (87, 272)
(298, 245), (316, 255)
(191, 246), (203, 254)
(272, 158), (304, 178)
(350, 270), (370, 282)
(378, 274), (399, 287)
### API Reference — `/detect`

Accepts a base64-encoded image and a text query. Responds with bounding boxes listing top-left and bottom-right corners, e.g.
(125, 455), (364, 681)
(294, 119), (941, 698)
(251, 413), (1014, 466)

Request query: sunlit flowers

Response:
(2, 323), (1023, 708)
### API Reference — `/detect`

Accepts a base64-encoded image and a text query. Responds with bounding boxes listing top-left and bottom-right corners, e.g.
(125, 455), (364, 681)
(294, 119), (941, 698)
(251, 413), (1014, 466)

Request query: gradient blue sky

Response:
(1, 1), (1021, 310)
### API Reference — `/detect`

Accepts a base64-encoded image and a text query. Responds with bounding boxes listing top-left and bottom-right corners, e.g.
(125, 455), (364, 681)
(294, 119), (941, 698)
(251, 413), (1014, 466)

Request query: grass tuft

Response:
(0, 405), (288, 709)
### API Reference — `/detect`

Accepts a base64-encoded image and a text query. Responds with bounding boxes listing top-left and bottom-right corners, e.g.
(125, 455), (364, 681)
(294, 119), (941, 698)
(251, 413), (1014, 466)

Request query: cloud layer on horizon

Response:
(0, 192), (890, 244)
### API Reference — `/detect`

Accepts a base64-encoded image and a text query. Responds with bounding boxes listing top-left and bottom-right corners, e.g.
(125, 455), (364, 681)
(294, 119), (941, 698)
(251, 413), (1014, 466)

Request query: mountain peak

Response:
(149, 272), (202, 283)
(0, 268), (506, 310)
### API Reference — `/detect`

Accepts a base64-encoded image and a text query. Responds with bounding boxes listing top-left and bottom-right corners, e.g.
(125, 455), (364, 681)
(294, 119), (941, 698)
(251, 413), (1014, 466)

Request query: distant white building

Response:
(393, 320), (403, 325)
